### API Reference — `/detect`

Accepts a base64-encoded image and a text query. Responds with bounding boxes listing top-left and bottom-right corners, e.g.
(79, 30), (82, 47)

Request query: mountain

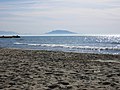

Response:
(46, 30), (76, 34)
(0, 31), (18, 35)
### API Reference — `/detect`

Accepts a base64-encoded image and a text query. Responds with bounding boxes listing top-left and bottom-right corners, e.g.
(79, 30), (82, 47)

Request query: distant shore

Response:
(0, 48), (120, 90)
(0, 35), (20, 38)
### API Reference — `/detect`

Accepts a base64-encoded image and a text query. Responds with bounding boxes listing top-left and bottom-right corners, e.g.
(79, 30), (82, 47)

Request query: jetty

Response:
(0, 35), (20, 38)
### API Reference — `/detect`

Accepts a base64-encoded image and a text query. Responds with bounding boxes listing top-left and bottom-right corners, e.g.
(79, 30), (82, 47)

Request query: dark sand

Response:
(0, 48), (120, 90)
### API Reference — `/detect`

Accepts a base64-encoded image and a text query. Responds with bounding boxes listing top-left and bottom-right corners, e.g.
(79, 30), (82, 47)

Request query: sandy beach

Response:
(0, 48), (120, 90)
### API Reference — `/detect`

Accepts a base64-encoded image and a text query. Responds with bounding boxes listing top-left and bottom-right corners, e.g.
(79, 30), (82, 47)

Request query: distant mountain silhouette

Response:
(0, 31), (18, 35)
(46, 30), (76, 34)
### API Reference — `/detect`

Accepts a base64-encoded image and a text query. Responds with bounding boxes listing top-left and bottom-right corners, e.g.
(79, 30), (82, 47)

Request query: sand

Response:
(0, 48), (120, 90)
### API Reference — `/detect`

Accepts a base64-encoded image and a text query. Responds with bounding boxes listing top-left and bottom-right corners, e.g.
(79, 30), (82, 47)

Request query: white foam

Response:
(14, 42), (120, 51)
(29, 44), (120, 51)
(14, 42), (27, 45)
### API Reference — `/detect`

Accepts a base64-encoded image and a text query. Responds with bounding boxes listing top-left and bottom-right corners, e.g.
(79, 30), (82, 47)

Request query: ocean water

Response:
(0, 35), (120, 54)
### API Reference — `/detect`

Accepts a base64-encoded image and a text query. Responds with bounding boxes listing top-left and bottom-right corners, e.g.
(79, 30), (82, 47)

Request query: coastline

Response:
(0, 35), (20, 38)
(0, 48), (120, 90)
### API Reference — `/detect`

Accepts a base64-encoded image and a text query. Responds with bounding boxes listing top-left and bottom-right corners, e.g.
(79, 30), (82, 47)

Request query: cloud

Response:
(0, 0), (120, 19)
(0, 0), (120, 34)
(0, 0), (120, 11)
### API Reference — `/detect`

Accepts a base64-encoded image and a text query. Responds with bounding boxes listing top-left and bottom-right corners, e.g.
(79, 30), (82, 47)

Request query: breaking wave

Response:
(14, 42), (120, 51)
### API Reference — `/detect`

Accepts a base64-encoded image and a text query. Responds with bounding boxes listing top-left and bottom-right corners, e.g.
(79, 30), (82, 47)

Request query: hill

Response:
(46, 30), (76, 34)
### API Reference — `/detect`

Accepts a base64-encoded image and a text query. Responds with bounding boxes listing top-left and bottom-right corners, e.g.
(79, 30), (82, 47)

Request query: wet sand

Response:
(0, 48), (120, 90)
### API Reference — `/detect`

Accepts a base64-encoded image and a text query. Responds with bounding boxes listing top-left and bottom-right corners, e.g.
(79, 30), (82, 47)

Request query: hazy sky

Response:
(0, 0), (120, 35)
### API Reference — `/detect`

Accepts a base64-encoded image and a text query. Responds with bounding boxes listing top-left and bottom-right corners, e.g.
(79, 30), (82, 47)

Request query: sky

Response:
(0, 0), (120, 35)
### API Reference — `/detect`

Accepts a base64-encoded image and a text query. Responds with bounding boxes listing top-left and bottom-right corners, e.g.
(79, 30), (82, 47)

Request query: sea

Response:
(0, 35), (120, 55)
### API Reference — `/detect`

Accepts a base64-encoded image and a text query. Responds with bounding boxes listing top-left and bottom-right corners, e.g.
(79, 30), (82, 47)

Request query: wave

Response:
(111, 42), (120, 44)
(14, 42), (120, 51)
(14, 42), (28, 45)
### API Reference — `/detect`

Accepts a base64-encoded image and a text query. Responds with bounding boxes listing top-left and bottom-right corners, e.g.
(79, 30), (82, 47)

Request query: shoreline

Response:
(0, 48), (120, 90)
(1, 48), (120, 60)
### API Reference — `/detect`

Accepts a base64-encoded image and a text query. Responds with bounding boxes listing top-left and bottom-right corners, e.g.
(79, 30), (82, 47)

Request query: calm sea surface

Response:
(0, 35), (120, 54)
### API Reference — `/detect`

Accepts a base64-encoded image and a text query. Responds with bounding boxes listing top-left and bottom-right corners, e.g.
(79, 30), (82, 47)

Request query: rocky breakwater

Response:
(0, 35), (20, 38)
